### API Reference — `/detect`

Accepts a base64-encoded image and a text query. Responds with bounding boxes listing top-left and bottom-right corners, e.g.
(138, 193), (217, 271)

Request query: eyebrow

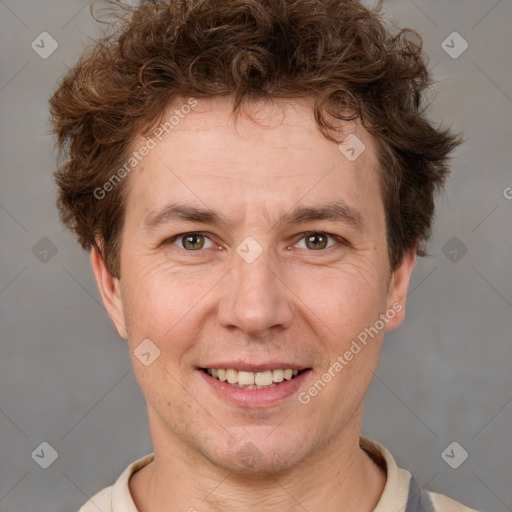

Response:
(143, 200), (364, 232)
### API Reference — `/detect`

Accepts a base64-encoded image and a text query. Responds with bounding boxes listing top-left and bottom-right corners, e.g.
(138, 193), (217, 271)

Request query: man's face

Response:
(94, 97), (414, 473)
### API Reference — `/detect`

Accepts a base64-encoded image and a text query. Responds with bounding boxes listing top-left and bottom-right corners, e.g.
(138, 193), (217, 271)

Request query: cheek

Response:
(121, 261), (217, 359)
(299, 269), (386, 409)
(124, 261), (191, 326)
(291, 265), (388, 395)
(294, 265), (384, 331)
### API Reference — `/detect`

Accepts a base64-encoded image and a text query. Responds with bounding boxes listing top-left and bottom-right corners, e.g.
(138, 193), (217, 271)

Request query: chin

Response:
(211, 450), (305, 476)
(201, 431), (312, 475)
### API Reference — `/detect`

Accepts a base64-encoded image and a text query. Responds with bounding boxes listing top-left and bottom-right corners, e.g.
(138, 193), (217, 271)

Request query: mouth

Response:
(199, 364), (312, 407)
(202, 367), (307, 390)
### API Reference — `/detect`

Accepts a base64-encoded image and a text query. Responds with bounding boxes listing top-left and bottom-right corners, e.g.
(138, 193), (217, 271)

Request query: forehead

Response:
(124, 96), (384, 232)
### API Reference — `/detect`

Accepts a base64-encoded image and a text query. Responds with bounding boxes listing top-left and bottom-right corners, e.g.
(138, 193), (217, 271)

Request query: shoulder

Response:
(428, 490), (481, 512)
(76, 452), (154, 512)
(360, 436), (480, 512)
(78, 486), (113, 512)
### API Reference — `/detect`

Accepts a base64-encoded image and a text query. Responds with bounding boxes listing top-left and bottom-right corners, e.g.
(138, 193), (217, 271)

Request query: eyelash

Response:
(164, 231), (348, 254)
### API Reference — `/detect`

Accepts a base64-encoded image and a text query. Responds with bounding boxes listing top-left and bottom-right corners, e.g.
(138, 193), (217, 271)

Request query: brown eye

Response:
(295, 232), (337, 251)
(182, 234), (205, 250)
(169, 232), (214, 251)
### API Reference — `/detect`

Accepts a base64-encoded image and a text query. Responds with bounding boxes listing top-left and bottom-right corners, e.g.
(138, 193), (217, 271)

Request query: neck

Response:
(130, 416), (386, 512)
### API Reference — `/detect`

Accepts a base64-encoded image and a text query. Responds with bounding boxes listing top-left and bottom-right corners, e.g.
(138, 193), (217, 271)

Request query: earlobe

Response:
(384, 248), (417, 332)
(90, 245), (128, 339)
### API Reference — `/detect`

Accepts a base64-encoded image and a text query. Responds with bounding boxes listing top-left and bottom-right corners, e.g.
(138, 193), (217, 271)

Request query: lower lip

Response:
(199, 369), (310, 407)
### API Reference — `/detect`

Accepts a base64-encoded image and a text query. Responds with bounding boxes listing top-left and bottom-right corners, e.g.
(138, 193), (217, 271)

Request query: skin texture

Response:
(91, 96), (417, 512)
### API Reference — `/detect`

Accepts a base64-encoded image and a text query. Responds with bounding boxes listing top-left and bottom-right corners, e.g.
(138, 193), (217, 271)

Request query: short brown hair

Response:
(49, 0), (461, 279)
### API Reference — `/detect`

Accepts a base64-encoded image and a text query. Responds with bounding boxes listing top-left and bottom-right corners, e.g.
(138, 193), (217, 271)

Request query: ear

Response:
(383, 247), (417, 332)
(90, 243), (128, 339)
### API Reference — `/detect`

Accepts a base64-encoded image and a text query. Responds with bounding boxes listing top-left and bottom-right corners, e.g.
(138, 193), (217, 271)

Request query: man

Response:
(49, 0), (477, 510)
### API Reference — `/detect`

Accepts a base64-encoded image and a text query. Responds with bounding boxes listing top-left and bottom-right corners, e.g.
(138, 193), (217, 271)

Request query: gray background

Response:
(0, 0), (511, 511)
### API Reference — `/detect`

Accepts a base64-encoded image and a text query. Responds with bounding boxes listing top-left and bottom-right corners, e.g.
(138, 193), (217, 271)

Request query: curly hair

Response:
(49, 0), (461, 279)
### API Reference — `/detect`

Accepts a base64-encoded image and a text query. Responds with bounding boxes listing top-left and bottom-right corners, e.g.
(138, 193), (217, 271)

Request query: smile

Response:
(203, 368), (304, 389)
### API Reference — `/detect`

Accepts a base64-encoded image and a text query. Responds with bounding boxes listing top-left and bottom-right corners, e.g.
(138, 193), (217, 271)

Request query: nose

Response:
(217, 246), (294, 338)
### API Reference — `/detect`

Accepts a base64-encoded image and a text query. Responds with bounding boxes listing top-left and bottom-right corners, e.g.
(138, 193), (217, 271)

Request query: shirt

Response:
(78, 436), (480, 512)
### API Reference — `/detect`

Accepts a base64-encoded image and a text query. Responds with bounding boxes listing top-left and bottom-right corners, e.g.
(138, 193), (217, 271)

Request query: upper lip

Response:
(200, 362), (310, 372)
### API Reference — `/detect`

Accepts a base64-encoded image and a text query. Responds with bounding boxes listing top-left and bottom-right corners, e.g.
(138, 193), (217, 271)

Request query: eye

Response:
(167, 232), (215, 251)
(294, 231), (340, 251)
(164, 231), (345, 254)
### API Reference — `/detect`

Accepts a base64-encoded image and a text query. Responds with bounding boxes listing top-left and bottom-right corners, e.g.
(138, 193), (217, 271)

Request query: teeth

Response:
(238, 371), (255, 386)
(273, 369), (284, 382)
(255, 371), (273, 386)
(226, 369), (238, 384)
(205, 368), (302, 388)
